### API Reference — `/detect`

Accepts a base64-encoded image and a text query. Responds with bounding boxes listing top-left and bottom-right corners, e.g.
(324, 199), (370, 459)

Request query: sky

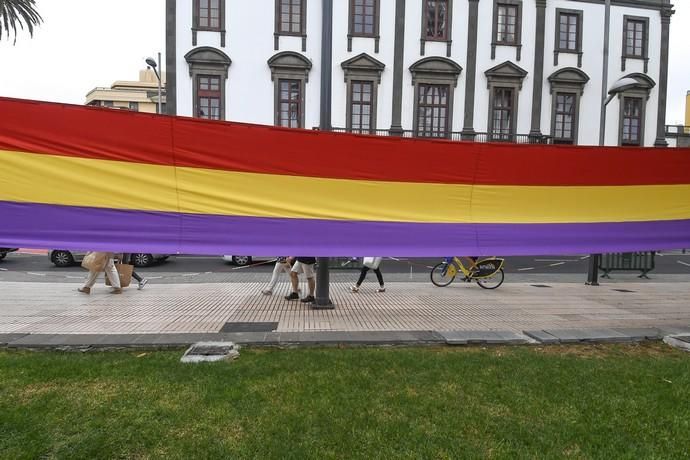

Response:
(0, 0), (688, 124)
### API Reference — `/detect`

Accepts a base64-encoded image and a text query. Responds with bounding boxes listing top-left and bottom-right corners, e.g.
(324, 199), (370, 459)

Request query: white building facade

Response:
(166, 0), (674, 146)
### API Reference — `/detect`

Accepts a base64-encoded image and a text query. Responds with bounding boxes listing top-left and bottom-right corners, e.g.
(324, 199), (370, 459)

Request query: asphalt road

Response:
(1, 252), (690, 278)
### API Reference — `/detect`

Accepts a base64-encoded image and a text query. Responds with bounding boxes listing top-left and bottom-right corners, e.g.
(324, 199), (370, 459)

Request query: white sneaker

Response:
(138, 279), (148, 290)
(261, 289), (272, 295)
(350, 285), (359, 292)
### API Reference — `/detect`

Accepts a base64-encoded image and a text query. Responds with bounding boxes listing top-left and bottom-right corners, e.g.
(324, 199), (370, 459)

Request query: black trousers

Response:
(356, 266), (384, 286)
(121, 254), (143, 282)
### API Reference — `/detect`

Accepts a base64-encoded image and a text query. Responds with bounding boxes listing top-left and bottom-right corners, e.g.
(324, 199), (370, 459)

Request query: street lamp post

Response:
(146, 53), (163, 114)
(589, 75), (650, 286)
(588, 0), (612, 286)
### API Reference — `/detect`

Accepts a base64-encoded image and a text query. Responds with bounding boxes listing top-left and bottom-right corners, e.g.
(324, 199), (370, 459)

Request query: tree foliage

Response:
(0, 0), (43, 44)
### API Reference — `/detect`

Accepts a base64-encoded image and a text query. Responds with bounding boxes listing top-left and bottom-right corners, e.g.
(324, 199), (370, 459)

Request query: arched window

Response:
(185, 47), (232, 120)
(485, 61), (527, 141)
(268, 52), (313, 128)
(548, 68), (589, 144)
(341, 53), (385, 133)
(409, 57), (462, 138)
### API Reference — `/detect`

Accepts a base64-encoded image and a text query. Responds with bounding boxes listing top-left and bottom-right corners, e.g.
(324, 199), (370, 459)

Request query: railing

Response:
(665, 125), (690, 137)
(599, 252), (656, 279)
(330, 127), (552, 144)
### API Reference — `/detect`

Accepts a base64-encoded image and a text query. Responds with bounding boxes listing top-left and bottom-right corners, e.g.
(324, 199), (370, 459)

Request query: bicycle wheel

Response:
(431, 263), (456, 287)
(476, 268), (504, 289)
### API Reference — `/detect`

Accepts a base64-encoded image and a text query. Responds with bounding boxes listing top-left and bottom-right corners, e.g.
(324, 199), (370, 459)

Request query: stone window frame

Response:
(484, 61), (528, 141)
(348, 0), (381, 53)
(268, 51), (313, 128)
(553, 8), (583, 68)
(552, 92), (577, 143)
(619, 95), (645, 146)
(196, 75), (223, 120)
(547, 67), (589, 145)
(420, 0), (453, 58)
(274, 0), (308, 52)
(622, 15), (649, 73)
(489, 86), (516, 141)
(184, 47), (232, 121)
(192, 0), (226, 47)
(616, 72), (656, 146)
(491, 0), (522, 61)
(277, 79), (303, 128)
(348, 81), (376, 133)
(341, 53), (385, 133)
(416, 83), (453, 138)
(409, 57), (463, 139)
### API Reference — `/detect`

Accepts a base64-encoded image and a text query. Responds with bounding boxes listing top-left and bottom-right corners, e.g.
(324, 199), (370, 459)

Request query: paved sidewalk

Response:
(1, 280), (689, 348)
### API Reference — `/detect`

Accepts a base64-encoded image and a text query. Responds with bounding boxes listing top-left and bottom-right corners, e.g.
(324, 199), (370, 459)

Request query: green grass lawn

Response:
(1, 343), (689, 459)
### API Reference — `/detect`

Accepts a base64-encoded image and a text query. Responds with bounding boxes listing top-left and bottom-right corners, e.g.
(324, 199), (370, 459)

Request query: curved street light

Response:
(145, 54), (163, 114)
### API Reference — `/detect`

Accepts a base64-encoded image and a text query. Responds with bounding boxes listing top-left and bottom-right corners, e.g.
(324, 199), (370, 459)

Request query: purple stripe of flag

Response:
(1, 201), (689, 256)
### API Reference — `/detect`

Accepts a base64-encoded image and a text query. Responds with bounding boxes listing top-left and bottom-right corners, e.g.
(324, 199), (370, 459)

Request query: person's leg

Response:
(351, 266), (369, 292)
(356, 266), (370, 286)
(78, 269), (100, 293)
(285, 262), (302, 300)
(123, 254), (147, 288)
(104, 258), (122, 292)
(374, 268), (385, 292)
(263, 261), (285, 294)
(300, 263), (316, 302)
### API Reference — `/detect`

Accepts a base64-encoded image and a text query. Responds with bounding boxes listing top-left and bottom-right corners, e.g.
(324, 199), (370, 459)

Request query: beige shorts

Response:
(291, 261), (315, 278)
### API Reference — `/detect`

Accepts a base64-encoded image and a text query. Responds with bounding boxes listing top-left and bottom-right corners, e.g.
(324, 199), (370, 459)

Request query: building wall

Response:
(331, 0), (396, 130)
(170, 0), (671, 147)
(686, 91), (690, 127)
(605, 5), (662, 146)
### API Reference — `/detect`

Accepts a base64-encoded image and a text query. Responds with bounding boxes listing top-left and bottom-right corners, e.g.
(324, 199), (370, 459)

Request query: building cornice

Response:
(567, 0), (674, 13)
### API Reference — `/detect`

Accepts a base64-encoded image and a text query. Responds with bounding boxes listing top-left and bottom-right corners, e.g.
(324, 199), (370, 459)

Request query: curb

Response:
(3, 327), (690, 350)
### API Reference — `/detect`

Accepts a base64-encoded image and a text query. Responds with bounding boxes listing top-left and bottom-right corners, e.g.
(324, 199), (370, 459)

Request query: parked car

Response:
(222, 255), (275, 266)
(0, 248), (18, 260)
(49, 250), (170, 267)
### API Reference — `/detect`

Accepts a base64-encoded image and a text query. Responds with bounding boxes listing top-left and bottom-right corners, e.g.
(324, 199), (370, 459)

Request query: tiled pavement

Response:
(1, 280), (689, 348)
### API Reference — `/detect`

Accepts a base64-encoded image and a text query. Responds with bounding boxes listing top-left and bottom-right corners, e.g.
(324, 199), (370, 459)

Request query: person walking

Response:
(77, 251), (122, 294)
(122, 253), (149, 290)
(285, 256), (316, 303)
(262, 257), (294, 295)
(351, 257), (385, 293)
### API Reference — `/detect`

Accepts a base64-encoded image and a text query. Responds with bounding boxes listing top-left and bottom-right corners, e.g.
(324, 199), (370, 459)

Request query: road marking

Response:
(26, 272), (46, 276)
(677, 261), (690, 267)
(518, 267), (535, 271)
(147, 276), (163, 279)
(181, 273), (200, 277)
(580, 256), (590, 260)
(66, 275), (84, 279)
(548, 262), (566, 266)
(535, 259), (579, 262)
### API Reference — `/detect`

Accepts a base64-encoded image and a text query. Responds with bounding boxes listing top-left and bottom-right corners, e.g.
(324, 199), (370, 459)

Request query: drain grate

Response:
(531, 284), (552, 288)
(220, 322), (279, 333)
(612, 289), (636, 293)
(181, 342), (239, 363)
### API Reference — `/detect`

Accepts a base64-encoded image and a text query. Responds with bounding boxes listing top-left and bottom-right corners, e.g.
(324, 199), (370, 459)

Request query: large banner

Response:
(1, 97), (689, 256)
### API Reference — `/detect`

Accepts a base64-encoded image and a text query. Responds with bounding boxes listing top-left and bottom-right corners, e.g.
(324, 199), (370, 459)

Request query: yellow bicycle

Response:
(430, 256), (505, 289)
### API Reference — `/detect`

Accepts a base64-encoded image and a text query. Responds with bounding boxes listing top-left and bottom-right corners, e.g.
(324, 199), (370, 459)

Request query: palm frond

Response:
(0, 0), (43, 44)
